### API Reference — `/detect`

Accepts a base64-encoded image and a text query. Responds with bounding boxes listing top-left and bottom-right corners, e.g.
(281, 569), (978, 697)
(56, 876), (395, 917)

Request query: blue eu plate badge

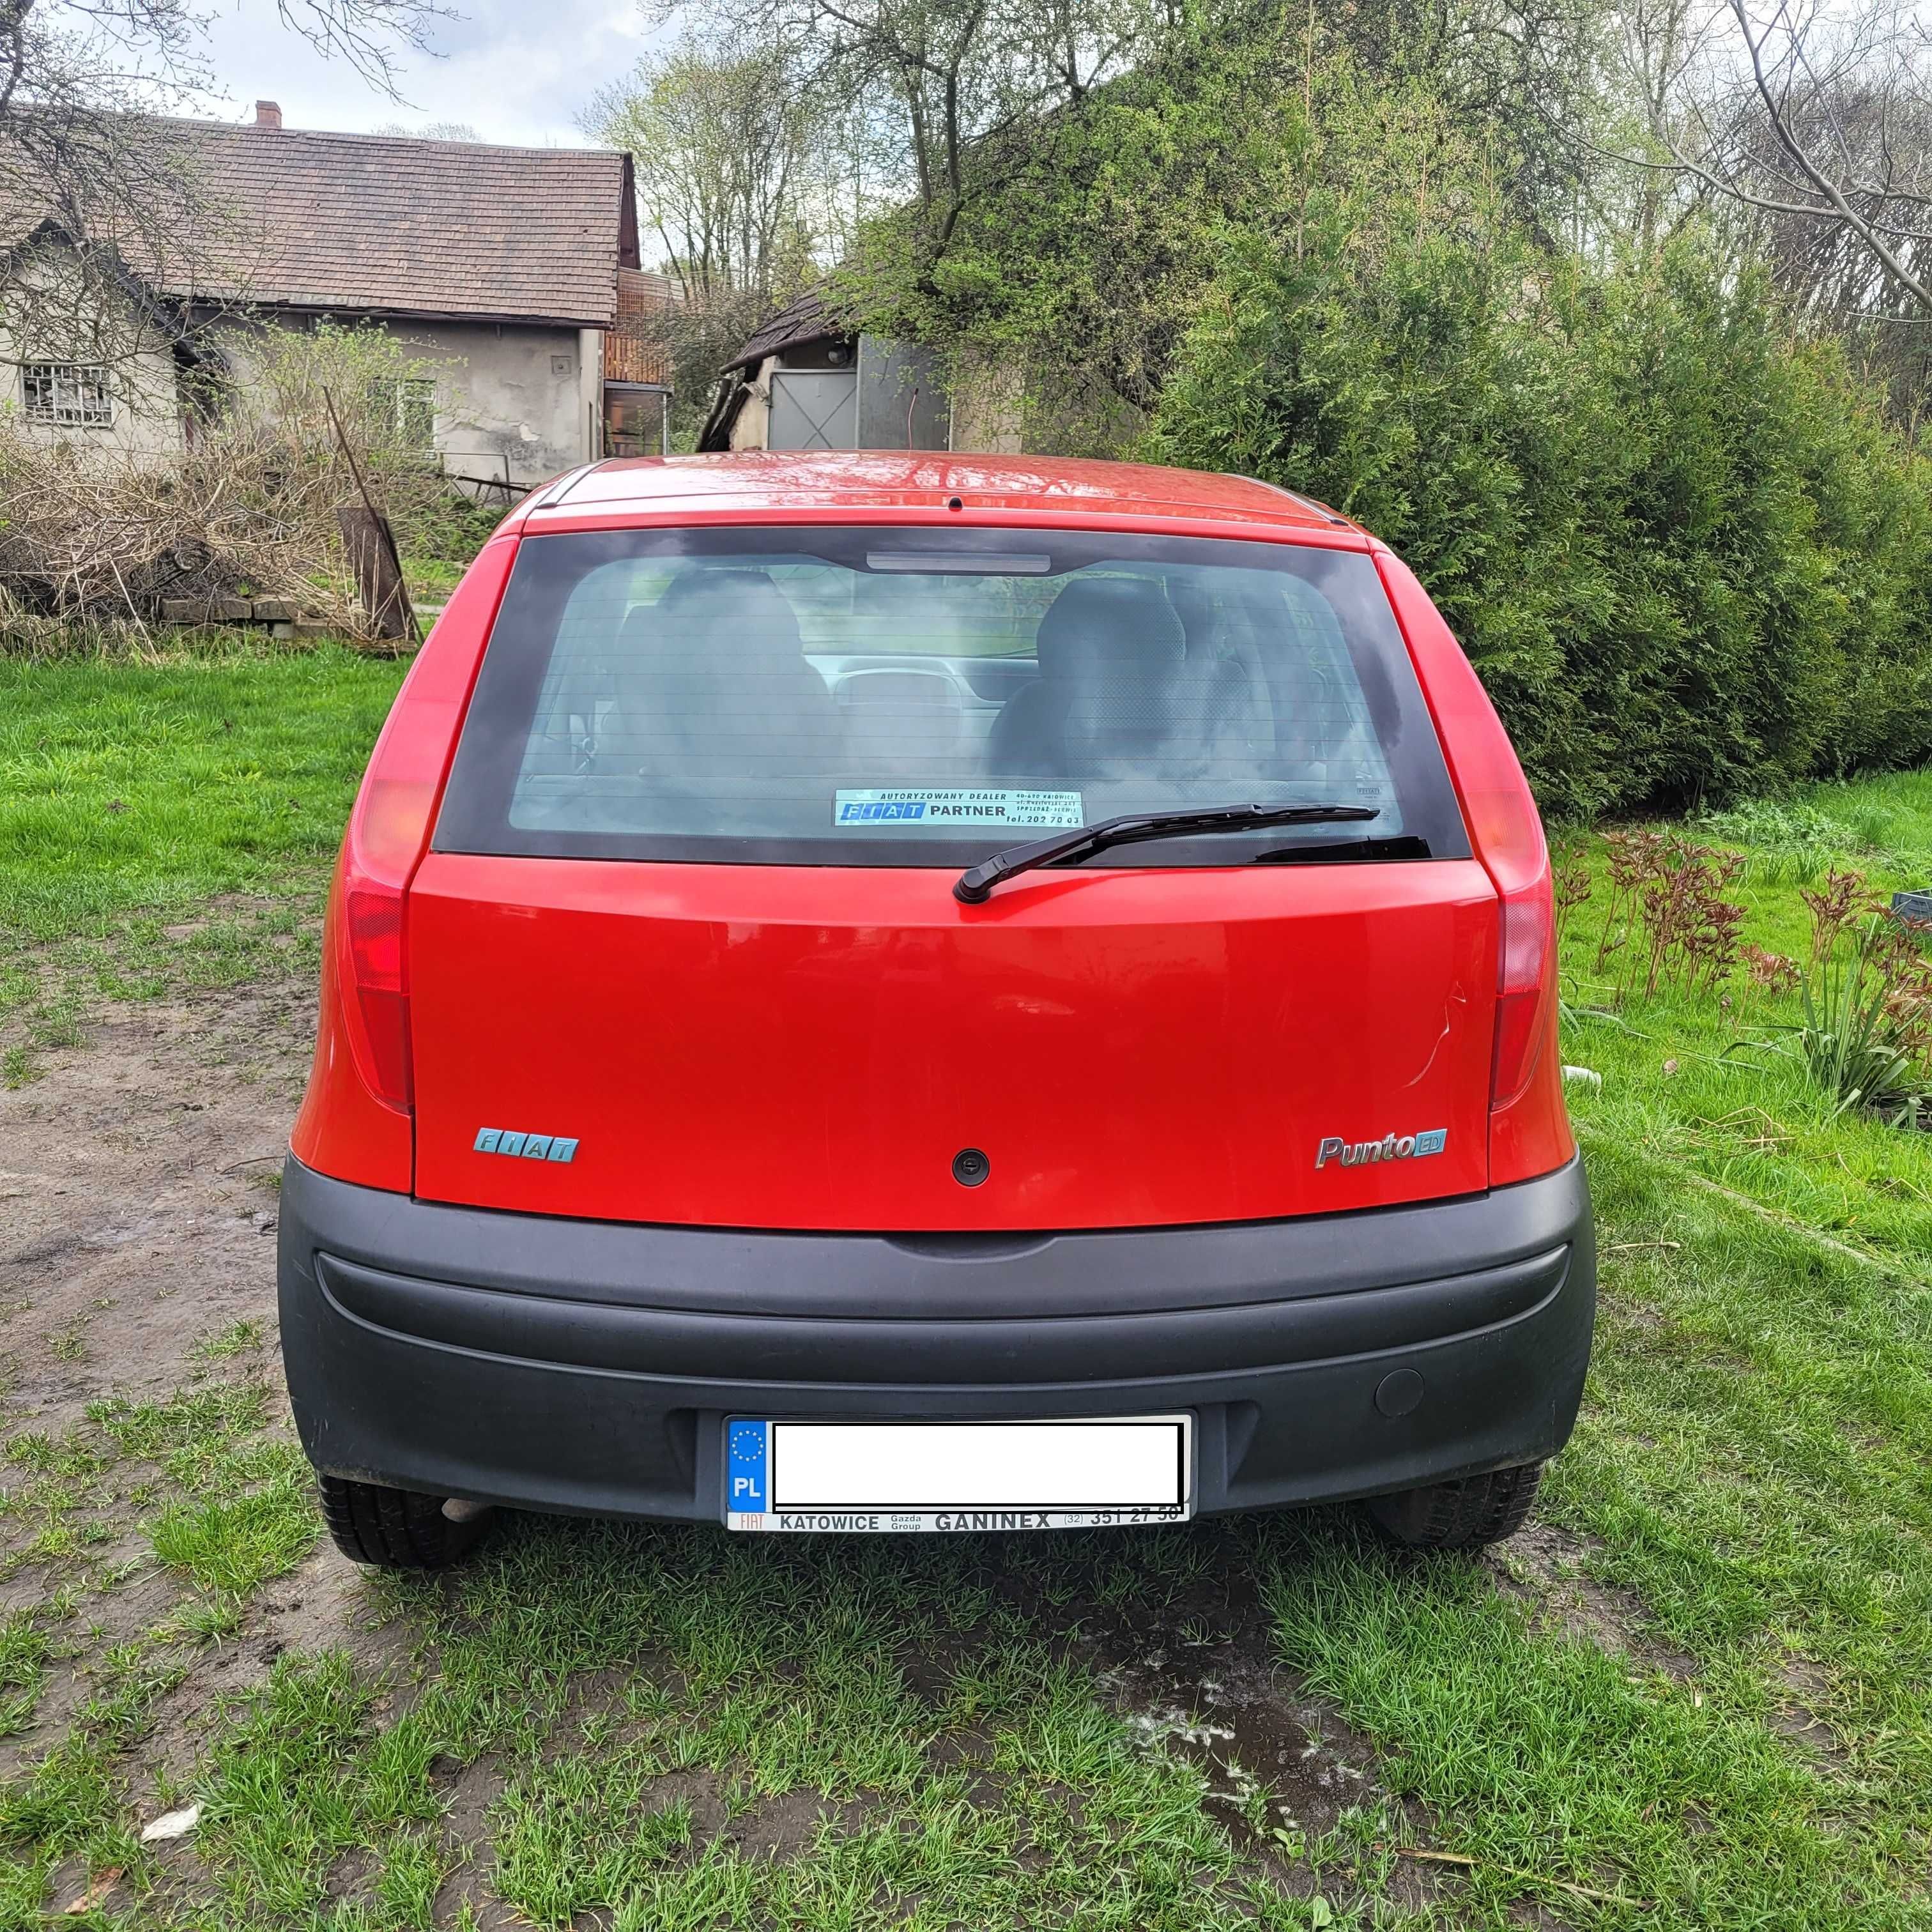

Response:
(727, 1420), (769, 1517)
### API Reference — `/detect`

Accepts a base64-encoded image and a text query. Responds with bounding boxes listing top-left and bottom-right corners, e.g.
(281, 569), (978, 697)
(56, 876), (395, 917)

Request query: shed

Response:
(698, 285), (953, 454)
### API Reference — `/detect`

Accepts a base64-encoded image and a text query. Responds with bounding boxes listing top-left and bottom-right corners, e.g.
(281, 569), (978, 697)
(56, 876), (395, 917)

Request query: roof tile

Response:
(134, 121), (634, 328)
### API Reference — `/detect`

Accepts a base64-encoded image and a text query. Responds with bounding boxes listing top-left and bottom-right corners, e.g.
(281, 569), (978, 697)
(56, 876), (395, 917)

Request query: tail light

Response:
(1491, 876), (1552, 1109)
(338, 769), (436, 1114)
(332, 533), (521, 1118)
(1369, 545), (1567, 1169)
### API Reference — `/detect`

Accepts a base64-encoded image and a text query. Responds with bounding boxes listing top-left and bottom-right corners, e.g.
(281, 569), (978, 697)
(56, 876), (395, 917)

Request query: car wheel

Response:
(318, 1474), (491, 1568)
(1365, 1462), (1543, 1551)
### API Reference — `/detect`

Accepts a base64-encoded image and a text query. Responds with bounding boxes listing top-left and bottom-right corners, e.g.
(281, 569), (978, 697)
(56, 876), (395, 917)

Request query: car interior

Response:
(509, 560), (1398, 835)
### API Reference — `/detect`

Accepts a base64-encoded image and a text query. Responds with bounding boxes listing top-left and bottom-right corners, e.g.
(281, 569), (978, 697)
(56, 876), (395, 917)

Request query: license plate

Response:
(724, 1416), (1192, 1532)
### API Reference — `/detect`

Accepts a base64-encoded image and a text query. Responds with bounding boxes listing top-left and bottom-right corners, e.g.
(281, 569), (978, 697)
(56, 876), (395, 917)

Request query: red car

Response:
(280, 452), (1593, 1567)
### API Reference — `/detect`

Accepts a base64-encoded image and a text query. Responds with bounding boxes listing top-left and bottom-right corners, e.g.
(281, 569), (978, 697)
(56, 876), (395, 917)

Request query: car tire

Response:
(318, 1474), (491, 1569)
(1365, 1462), (1544, 1551)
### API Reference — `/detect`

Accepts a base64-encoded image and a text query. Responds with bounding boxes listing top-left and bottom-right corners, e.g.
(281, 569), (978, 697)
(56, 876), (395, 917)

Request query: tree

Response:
(685, 0), (1179, 290)
(812, 0), (1606, 448)
(584, 31), (875, 443)
(583, 32), (862, 303)
(1614, 0), (1932, 314)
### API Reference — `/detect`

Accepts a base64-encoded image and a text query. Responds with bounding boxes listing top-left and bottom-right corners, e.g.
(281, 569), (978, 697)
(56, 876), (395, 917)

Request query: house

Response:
(699, 284), (1020, 455)
(6, 103), (675, 487)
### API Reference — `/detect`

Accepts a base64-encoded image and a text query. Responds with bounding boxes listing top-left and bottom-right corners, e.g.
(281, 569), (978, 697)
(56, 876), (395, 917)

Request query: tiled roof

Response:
(726, 284), (843, 369)
(134, 120), (640, 328)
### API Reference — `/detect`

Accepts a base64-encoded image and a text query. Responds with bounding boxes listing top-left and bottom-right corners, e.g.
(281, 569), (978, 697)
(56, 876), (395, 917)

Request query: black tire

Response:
(1365, 1462), (1544, 1551)
(318, 1474), (490, 1569)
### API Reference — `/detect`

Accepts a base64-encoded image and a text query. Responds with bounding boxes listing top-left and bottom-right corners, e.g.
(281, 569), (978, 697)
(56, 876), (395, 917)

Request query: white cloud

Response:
(195, 0), (661, 148)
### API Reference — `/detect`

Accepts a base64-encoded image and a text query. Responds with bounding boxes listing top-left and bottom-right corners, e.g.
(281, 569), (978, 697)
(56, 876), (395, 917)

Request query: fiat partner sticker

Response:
(834, 790), (1084, 829)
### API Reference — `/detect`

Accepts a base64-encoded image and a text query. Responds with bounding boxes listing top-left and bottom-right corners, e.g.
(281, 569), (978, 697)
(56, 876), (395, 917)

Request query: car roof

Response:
(507, 452), (1367, 544)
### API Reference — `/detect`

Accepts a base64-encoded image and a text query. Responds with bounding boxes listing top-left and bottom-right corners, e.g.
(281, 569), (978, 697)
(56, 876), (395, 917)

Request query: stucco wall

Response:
(949, 349), (1024, 455)
(211, 315), (593, 487)
(0, 346), (188, 462)
(1, 239), (603, 477)
(402, 318), (594, 486)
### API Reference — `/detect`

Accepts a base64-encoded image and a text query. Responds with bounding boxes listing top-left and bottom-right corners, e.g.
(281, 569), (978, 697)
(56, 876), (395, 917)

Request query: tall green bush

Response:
(1151, 179), (1932, 817)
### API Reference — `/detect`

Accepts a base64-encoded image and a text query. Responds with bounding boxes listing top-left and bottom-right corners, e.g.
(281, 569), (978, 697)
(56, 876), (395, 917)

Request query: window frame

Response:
(377, 374), (436, 452)
(433, 524), (1473, 870)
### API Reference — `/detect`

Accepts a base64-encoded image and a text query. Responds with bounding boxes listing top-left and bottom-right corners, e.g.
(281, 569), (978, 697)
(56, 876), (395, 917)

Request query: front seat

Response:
(986, 577), (1186, 781)
(606, 569), (845, 794)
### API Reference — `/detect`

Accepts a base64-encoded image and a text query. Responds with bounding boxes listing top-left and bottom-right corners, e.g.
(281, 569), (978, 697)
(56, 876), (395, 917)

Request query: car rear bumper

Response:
(277, 1155), (1595, 1523)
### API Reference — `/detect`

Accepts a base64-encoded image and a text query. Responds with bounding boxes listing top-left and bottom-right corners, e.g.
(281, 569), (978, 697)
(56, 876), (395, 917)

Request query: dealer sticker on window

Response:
(833, 789), (1084, 829)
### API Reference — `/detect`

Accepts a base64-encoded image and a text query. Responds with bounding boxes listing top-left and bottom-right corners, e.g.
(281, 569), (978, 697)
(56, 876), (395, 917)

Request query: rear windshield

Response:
(434, 526), (1469, 866)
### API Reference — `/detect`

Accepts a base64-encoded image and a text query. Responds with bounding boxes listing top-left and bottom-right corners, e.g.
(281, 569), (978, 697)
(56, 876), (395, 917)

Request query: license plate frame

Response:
(724, 1415), (1193, 1533)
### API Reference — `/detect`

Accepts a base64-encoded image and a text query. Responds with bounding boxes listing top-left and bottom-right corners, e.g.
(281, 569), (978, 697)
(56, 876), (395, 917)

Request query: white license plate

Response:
(724, 1416), (1193, 1532)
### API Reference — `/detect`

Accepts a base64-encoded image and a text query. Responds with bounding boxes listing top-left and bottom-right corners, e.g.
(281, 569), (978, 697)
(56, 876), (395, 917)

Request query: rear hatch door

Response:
(410, 521), (1492, 1230)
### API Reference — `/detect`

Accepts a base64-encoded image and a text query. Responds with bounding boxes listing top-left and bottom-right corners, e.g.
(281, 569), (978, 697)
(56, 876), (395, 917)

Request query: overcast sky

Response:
(195, 0), (661, 148)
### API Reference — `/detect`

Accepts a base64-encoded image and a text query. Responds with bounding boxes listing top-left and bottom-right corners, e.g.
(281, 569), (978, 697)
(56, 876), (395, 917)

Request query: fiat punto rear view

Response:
(280, 452), (1593, 1567)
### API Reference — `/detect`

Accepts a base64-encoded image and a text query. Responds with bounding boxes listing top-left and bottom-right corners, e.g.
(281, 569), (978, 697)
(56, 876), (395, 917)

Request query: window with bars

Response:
(21, 364), (112, 427)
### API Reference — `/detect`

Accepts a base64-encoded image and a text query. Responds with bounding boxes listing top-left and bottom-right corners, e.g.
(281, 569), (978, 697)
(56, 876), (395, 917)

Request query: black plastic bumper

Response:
(278, 1156), (1595, 1523)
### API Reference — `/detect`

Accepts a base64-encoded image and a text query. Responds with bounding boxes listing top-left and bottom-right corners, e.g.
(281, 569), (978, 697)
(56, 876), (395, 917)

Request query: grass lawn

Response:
(0, 645), (406, 1080)
(0, 645), (1929, 1927)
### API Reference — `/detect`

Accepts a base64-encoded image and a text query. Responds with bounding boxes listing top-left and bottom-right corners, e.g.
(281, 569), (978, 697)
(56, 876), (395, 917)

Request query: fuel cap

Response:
(952, 1147), (990, 1187)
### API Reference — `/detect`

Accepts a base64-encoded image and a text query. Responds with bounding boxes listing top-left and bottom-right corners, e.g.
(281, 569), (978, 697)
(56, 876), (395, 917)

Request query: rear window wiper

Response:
(1254, 832), (1430, 864)
(954, 804), (1381, 904)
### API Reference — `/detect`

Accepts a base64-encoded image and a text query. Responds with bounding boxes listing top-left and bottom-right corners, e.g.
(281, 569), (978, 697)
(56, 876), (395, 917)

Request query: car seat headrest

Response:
(1036, 578), (1185, 684)
(647, 569), (807, 666)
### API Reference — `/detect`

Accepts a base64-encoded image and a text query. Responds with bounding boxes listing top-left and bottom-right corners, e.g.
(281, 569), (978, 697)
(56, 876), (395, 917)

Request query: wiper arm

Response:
(953, 804), (1381, 904)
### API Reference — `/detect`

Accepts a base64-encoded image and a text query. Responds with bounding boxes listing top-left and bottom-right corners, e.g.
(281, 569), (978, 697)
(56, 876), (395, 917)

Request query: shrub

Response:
(1694, 800), (1855, 885)
(0, 321), (498, 641)
(1796, 917), (1928, 1123)
(1151, 185), (1932, 819)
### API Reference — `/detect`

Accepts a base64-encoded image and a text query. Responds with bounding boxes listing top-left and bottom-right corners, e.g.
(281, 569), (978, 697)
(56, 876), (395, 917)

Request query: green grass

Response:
(0, 1375), (317, 1924)
(0, 1377), (318, 1607)
(2, 638), (1932, 1925)
(0, 647), (405, 940)
(0, 645), (406, 1058)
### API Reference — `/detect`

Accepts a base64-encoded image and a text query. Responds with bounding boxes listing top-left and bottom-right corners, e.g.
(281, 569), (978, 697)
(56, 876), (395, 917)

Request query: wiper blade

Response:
(953, 804), (1381, 904)
(1252, 833), (1429, 864)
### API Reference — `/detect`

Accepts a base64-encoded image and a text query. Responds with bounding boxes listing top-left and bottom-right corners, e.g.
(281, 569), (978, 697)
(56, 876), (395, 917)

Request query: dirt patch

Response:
(0, 990), (307, 1436)
(1074, 1561), (1439, 1914)
(727, 1781), (861, 1860)
(1489, 1521), (1699, 1681)
(1770, 1652), (1852, 1770)
(0, 1563), (183, 1779)
(131, 1548), (413, 1805)
(0, 986), (406, 1795)
(424, 1752), (514, 1926)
